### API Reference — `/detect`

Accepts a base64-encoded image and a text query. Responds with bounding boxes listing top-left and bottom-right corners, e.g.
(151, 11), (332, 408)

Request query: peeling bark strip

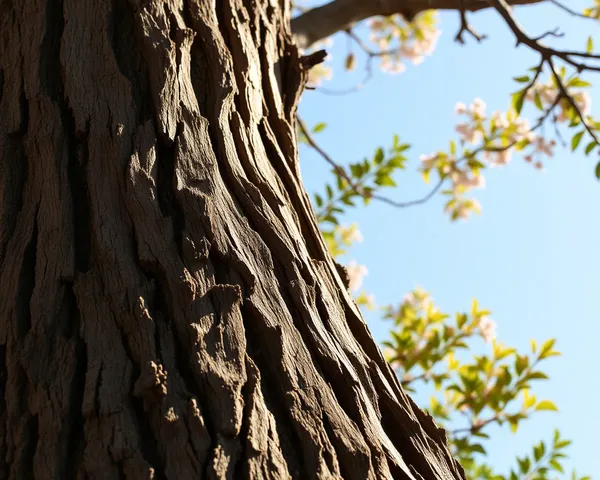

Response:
(0, 0), (465, 478)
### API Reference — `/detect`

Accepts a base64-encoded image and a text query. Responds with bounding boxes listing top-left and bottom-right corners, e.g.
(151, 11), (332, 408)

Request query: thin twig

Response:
(455, 4), (487, 44)
(532, 27), (563, 42)
(547, 57), (600, 144)
(313, 29), (400, 96)
(550, 0), (595, 20)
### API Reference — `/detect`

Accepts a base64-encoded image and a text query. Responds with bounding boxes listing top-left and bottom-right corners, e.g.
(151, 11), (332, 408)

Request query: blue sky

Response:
(297, 1), (599, 476)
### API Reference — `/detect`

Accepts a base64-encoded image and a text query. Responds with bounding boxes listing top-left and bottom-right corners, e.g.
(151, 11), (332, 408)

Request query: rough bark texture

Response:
(0, 0), (465, 478)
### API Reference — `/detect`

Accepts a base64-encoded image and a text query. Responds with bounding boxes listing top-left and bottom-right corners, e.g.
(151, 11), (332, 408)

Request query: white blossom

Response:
(346, 261), (368, 292)
(479, 316), (497, 344)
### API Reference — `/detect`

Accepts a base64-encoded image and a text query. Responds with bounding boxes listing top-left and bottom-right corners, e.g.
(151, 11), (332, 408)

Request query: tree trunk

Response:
(0, 1), (465, 478)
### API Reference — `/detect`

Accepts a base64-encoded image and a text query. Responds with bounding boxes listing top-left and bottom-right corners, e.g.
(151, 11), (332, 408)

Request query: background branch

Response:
(291, 0), (545, 49)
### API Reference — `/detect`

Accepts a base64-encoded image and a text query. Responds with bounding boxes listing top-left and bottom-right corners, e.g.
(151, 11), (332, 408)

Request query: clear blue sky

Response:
(297, 1), (599, 476)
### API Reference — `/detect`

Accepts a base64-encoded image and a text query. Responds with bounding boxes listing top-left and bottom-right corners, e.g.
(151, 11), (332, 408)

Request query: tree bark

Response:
(0, 0), (465, 479)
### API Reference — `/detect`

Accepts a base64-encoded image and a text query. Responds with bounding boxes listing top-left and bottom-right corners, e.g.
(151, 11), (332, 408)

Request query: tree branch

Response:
(291, 0), (545, 49)
(490, 0), (600, 71)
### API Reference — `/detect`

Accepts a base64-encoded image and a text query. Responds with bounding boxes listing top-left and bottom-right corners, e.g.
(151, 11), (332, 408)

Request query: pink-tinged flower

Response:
(489, 149), (512, 167)
(469, 98), (486, 118)
(367, 18), (385, 30)
(346, 260), (368, 292)
(403, 292), (415, 305)
(492, 111), (510, 129)
(339, 224), (364, 244)
(534, 161), (544, 171)
(455, 102), (467, 114)
(446, 199), (481, 220)
(534, 137), (555, 157)
(524, 154), (533, 163)
(479, 316), (497, 344)
(306, 64), (332, 87)
(381, 56), (406, 74)
(419, 153), (438, 170)
(452, 171), (486, 190)
(456, 123), (483, 144)
(573, 90), (591, 115)
(400, 45), (424, 65)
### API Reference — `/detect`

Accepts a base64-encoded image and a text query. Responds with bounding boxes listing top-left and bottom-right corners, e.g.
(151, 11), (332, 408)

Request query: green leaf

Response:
(470, 443), (486, 454)
(350, 164), (363, 178)
(585, 141), (598, 155)
(375, 174), (396, 187)
(550, 459), (564, 473)
(587, 36), (594, 54)
(534, 91), (544, 110)
(387, 155), (406, 168)
(539, 339), (556, 357)
(595, 161), (600, 180)
(450, 140), (456, 156)
(512, 90), (526, 115)
(568, 78), (592, 88)
(515, 355), (529, 376)
(534, 442), (546, 462)
(517, 456), (531, 474)
(314, 194), (323, 207)
(513, 75), (530, 83)
(571, 130), (585, 151)
(312, 122), (327, 133)
(555, 439), (572, 449)
(527, 371), (549, 380)
(326, 184), (333, 199)
(374, 147), (385, 165)
(535, 400), (558, 412)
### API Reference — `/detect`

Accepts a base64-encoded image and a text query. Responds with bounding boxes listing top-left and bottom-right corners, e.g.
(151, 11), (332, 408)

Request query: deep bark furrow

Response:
(110, 0), (154, 126)
(15, 220), (37, 338)
(0, 344), (6, 478)
(0, 129), (28, 265)
(0, 68), (4, 104)
(62, 295), (86, 478)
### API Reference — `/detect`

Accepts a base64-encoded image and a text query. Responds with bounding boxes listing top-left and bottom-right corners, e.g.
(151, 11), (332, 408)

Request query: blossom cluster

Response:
(418, 95), (572, 220)
(367, 12), (441, 74)
(524, 79), (591, 122)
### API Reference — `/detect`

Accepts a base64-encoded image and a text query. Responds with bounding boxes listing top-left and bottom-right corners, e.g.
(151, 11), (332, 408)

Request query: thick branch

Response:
(291, 0), (545, 49)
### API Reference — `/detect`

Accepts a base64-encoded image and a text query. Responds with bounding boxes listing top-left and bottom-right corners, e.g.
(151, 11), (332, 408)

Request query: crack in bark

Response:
(41, 0), (92, 274)
(21, 414), (39, 479)
(16, 220), (37, 338)
(0, 344), (7, 478)
(0, 68), (4, 104)
(156, 127), (186, 259)
(109, 0), (153, 125)
(0, 124), (28, 264)
(66, 119), (92, 273)
(61, 286), (86, 479)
